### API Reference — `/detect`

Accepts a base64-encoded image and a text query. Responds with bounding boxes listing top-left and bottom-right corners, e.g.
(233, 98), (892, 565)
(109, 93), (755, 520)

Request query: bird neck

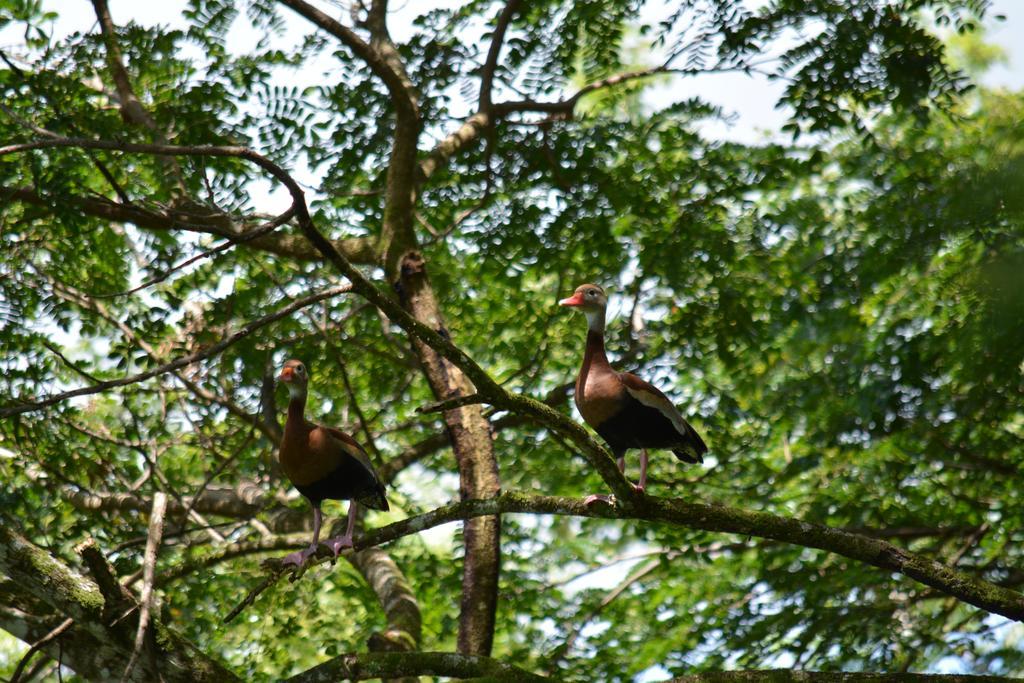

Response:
(285, 386), (307, 426)
(582, 308), (611, 373)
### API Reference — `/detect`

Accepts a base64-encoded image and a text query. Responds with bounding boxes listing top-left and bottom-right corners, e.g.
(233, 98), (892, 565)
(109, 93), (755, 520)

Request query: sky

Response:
(3, 0), (1021, 210)
(982, 0), (1024, 89)
(5, 0), (1023, 147)
(2, 0), (1016, 228)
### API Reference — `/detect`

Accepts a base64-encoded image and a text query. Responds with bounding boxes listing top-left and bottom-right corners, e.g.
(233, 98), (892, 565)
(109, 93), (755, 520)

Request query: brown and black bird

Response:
(277, 359), (389, 567)
(560, 284), (707, 502)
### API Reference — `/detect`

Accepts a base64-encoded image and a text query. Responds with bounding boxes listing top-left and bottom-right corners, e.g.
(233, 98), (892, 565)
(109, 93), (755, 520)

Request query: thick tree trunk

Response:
(393, 250), (502, 656)
(381, 108), (502, 656)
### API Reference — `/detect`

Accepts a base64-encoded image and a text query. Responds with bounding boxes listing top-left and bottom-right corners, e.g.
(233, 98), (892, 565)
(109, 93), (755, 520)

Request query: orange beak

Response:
(559, 292), (584, 307)
(278, 367), (294, 382)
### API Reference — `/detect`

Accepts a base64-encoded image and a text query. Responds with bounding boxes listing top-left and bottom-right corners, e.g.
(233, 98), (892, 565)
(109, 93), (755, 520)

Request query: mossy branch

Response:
(0, 523), (237, 682)
(229, 491), (1024, 625)
(283, 650), (549, 683)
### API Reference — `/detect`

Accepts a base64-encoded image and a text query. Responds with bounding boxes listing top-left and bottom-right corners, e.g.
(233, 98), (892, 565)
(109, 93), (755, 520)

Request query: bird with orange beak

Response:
(277, 359), (389, 567)
(559, 284), (707, 503)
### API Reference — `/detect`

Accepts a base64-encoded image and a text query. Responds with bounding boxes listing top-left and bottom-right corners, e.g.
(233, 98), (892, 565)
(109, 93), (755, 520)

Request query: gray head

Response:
(559, 283), (608, 331)
(277, 359), (308, 397)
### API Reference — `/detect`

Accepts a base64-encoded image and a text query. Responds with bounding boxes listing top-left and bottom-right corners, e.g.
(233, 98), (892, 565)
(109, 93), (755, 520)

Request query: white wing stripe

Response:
(624, 386), (690, 437)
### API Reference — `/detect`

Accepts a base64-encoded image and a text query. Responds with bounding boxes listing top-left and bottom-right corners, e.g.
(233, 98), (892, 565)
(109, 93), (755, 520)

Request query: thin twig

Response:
(948, 522), (991, 567)
(9, 618), (74, 683)
(123, 491), (168, 680)
(39, 339), (103, 384)
(180, 427), (258, 531)
(0, 284), (353, 417)
(89, 208), (296, 299)
(546, 558), (661, 666)
(222, 490), (1024, 625)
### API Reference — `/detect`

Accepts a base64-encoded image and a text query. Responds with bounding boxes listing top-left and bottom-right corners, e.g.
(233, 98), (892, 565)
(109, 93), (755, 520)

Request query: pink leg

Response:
(586, 453), (627, 505)
(282, 505), (322, 567)
(324, 502), (357, 557)
(634, 449), (648, 494)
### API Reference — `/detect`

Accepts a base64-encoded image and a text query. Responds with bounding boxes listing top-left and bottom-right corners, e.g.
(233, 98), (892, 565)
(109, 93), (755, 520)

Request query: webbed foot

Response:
(324, 534), (353, 559)
(282, 544), (318, 568)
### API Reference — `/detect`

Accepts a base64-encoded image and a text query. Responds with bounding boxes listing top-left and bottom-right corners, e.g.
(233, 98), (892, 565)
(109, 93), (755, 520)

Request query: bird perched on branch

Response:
(559, 284), (707, 503)
(277, 359), (389, 567)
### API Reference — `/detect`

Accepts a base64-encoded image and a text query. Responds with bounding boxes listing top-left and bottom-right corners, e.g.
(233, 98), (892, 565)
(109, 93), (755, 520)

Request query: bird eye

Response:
(587, 289), (597, 297)
(296, 365), (305, 374)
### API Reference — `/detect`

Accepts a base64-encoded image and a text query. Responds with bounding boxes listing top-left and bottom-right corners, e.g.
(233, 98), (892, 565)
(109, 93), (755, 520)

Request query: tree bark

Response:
(363, 9), (501, 647)
(390, 247), (502, 656)
(350, 548), (422, 683)
(283, 650), (548, 683)
(275, 0), (504, 653)
(0, 525), (237, 682)
(369, 68), (500, 648)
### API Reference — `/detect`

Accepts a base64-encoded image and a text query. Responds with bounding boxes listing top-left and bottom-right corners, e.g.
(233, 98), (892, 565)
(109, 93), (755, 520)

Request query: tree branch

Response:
(276, 0), (418, 118)
(0, 283), (352, 417)
(284, 650), (548, 683)
(90, 208), (297, 299)
(8, 616), (74, 683)
(235, 491), (1024, 624)
(78, 539), (135, 618)
(420, 67), (666, 183)
(157, 536), (302, 586)
(123, 491), (167, 678)
(89, 0), (195, 198)
(0, 522), (238, 682)
(493, 66), (671, 117)
(479, 0), (524, 110)
(0, 138), (305, 192)
(348, 548), (421, 653)
(547, 556), (661, 666)
(90, 0), (157, 129)
(64, 482), (292, 527)
(365, 0), (418, 113)
(3, 184), (377, 262)
(419, 111), (492, 183)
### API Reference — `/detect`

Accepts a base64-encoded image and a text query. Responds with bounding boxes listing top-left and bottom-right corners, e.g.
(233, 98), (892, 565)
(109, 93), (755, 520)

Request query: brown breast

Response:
(576, 367), (626, 428)
(280, 422), (344, 487)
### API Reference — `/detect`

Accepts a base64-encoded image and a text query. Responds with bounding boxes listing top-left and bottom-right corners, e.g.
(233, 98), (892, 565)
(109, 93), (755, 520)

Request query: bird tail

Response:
(358, 483), (390, 512)
(673, 427), (708, 464)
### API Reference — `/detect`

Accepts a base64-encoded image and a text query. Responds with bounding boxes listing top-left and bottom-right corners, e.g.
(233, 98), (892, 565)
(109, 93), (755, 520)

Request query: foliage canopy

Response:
(0, 0), (1022, 680)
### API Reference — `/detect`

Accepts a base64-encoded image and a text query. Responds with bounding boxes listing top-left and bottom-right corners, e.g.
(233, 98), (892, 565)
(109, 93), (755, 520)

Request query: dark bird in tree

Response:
(559, 284), (708, 503)
(277, 359), (389, 567)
